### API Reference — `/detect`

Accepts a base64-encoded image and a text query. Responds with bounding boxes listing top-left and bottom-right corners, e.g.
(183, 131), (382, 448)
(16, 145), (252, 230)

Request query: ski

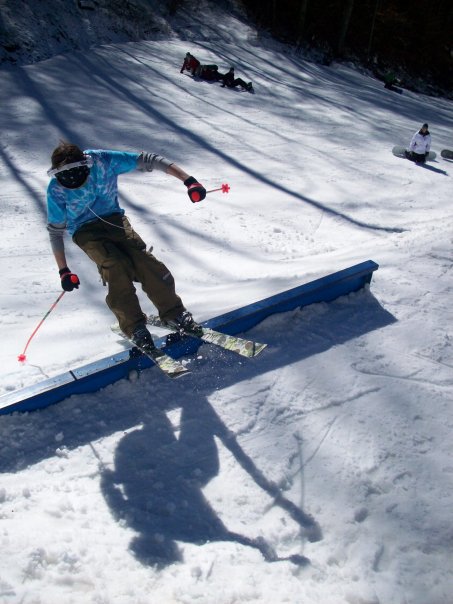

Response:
(138, 345), (189, 378)
(112, 326), (190, 378)
(146, 315), (267, 358)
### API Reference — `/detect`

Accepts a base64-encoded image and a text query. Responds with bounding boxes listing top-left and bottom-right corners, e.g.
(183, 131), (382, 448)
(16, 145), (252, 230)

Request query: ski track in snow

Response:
(0, 6), (453, 604)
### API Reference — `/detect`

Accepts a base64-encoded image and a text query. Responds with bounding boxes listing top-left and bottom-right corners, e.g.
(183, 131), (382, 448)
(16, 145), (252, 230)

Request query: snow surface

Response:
(1, 9), (453, 604)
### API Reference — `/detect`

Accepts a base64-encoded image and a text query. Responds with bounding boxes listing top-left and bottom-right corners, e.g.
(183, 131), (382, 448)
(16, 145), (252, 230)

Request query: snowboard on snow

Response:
(440, 149), (453, 160)
(392, 146), (436, 161)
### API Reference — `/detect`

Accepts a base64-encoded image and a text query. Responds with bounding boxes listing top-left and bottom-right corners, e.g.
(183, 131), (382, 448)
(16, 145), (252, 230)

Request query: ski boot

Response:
(165, 310), (203, 337)
(131, 324), (156, 351)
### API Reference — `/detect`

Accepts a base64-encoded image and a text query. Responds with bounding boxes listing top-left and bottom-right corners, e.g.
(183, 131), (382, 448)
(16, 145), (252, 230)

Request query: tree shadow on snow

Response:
(67, 51), (404, 235)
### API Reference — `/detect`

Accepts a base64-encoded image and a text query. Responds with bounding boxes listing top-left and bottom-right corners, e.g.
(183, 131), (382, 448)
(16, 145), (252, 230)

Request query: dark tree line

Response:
(239, 0), (453, 94)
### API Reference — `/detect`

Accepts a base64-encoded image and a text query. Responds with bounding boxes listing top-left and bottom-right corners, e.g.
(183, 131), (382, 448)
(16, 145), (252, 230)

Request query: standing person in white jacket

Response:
(406, 123), (431, 163)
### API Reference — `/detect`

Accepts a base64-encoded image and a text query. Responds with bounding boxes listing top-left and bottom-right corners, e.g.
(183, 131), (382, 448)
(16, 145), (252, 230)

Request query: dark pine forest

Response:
(240, 0), (452, 96)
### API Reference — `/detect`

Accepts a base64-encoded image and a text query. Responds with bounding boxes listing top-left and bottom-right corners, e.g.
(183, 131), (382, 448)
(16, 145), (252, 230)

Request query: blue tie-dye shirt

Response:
(47, 149), (139, 236)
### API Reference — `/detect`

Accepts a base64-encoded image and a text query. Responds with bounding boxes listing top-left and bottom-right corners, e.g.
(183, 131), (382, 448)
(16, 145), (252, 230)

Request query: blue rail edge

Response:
(0, 260), (379, 415)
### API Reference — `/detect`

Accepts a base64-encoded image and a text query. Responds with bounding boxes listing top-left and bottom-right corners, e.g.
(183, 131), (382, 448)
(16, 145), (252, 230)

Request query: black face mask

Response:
(55, 165), (90, 189)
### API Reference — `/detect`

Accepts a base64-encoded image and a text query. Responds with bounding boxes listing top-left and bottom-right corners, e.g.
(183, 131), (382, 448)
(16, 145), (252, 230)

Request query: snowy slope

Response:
(0, 9), (453, 604)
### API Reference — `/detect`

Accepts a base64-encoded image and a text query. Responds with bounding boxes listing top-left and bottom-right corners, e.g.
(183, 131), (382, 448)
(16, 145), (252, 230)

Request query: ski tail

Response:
(111, 324), (190, 378)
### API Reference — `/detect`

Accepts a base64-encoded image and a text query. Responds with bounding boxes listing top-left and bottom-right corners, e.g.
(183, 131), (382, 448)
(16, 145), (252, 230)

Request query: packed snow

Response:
(0, 8), (452, 604)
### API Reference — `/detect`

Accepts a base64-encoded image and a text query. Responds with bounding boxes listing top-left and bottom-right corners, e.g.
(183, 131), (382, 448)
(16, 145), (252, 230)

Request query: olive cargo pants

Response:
(73, 214), (185, 337)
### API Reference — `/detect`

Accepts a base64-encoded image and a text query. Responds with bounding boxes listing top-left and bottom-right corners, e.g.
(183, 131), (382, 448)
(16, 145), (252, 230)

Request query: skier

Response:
(180, 52), (200, 76)
(46, 142), (206, 350)
(219, 67), (253, 92)
(406, 123), (431, 163)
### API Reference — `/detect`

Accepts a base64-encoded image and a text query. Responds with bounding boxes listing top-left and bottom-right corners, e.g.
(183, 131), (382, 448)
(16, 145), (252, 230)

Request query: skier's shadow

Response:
(100, 395), (319, 568)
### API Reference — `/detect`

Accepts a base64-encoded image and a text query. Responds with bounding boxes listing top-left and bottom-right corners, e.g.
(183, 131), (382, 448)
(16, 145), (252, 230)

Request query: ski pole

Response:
(206, 183), (230, 195)
(190, 183), (230, 202)
(18, 291), (66, 362)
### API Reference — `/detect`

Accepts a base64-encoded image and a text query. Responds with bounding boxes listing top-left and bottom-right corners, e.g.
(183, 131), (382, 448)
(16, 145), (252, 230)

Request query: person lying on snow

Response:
(196, 64), (221, 81)
(218, 67), (253, 92)
(180, 52), (200, 75)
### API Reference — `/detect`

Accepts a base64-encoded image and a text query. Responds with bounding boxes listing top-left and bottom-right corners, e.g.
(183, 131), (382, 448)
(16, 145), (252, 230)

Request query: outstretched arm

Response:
(167, 163), (206, 202)
(138, 152), (206, 202)
(165, 162), (190, 182)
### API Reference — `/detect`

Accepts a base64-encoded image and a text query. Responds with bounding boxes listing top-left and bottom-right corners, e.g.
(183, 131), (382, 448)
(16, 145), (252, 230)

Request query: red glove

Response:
(59, 267), (80, 292)
(184, 176), (206, 203)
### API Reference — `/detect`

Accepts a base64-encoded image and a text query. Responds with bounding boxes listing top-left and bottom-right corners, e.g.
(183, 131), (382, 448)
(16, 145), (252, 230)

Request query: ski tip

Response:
(253, 343), (267, 356)
(169, 368), (191, 378)
(241, 342), (267, 357)
(158, 362), (191, 378)
(150, 350), (191, 378)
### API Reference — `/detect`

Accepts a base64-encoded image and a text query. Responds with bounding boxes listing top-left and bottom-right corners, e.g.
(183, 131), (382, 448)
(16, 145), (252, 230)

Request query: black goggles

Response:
(47, 157), (93, 189)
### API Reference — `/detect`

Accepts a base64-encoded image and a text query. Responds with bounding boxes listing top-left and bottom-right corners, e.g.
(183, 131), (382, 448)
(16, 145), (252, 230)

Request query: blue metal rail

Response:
(0, 260), (378, 415)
